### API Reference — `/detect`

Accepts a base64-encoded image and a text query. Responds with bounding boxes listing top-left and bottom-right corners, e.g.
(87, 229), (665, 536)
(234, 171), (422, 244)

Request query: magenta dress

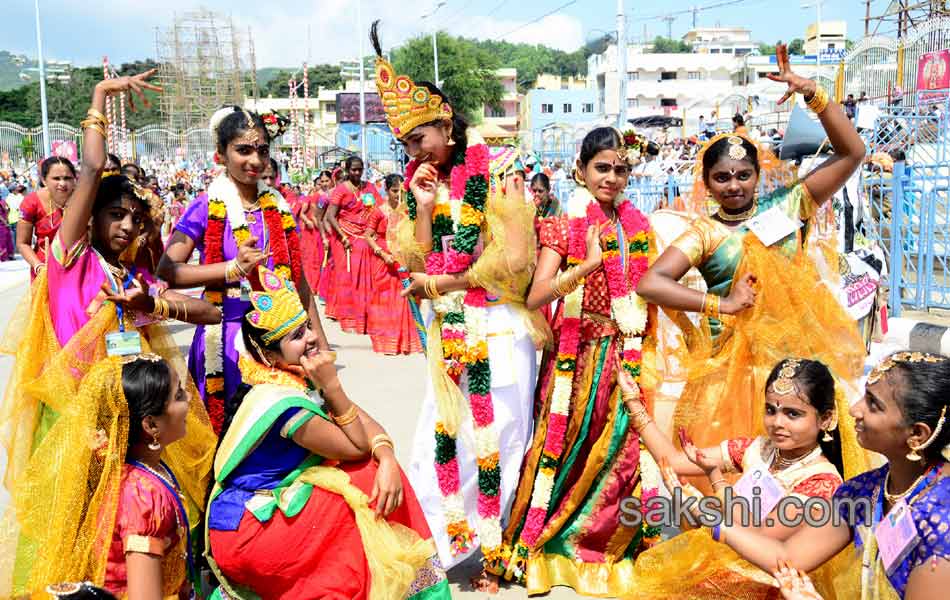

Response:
(325, 182), (380, 333)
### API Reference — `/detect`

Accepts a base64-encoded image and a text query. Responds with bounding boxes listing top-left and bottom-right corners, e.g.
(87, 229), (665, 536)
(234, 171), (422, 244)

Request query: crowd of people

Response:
(0, 34), (946, 600)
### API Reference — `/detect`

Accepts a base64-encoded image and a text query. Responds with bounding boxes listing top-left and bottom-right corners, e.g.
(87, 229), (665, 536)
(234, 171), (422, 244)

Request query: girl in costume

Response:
(293, 168), (327, 295)
(623, 358), (854, 599)
(314, 170), (334, 301)
(324, 155), (382, 333)
(17, 156), (76, 279)
(158, 106), (330, 434)
(0, 70), (217, 595)
(636, 45), (869, 471)
(364, 173), (423, 355)
(495, 126), (659, 595)
(204, 266), (451, 600)
(370, 22), (548, 590)
(0, 195), (13, 260)
(712, 351), (950, 600)
(3, 354), (197, 598)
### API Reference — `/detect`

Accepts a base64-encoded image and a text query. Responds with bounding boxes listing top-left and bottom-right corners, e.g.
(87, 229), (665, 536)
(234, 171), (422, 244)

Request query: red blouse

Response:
(18, 191), (63, 262)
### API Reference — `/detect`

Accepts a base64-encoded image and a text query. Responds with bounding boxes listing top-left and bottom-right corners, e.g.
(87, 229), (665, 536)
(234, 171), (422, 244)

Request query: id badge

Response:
(745, 205), (802, 247)
(106, 331), (143, 357)
(733, 466), (785, 521)
(874, 500), (920, 574)
(362, 193), (376, 207)
(240, 279), (253, 302)
(487, 331), (516, 388)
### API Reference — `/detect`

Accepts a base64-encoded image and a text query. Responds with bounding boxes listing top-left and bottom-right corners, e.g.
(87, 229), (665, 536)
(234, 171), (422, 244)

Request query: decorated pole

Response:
(303, 63), (312, 172)
(102, 56), (116, 154)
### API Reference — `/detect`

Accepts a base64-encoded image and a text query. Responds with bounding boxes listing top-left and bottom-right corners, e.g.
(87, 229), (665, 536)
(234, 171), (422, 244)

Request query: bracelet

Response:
(371, 440), (394, 460)
(332, 404), (360, 427)
(152, 297), (169, 319)
(81, 121), (107, 140)
(33, 263), (46, 275)
(424, 276), (442, 299)
(624, 403), (653, 432)
(86, 107), (110, 127)
(370, 433), (394, 449)
(805, 85), (830, 115)
(711, 524), (722, 542)
(701, 293), (721, 319)
(709, 478), (727, 489)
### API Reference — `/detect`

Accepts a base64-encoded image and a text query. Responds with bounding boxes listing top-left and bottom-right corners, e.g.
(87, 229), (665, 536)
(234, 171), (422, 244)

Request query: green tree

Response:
(649, 36), (691, 54)
(759, 43), (776, 57)
(789, 38), (805, 55)
(393, 33), (504, 123)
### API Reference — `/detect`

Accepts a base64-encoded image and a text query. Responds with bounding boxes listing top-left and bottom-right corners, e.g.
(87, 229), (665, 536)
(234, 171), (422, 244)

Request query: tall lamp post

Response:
(421, 1), (447, 86)
(617, 0), (627, 130)
(34, 0), (51, 158)
(357, 0), (367, 164)
(801, 0), (824, 70)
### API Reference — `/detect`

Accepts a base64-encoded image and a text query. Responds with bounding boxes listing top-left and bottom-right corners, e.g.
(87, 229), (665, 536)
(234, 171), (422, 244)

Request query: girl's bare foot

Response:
(470, 570), (500, 594)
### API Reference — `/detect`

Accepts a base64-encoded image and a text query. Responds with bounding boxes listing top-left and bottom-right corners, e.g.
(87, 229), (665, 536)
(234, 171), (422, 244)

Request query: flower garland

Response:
(502, 188), (658, 578)
(201, 175), (302, 433)
(405, 141), (507, 566)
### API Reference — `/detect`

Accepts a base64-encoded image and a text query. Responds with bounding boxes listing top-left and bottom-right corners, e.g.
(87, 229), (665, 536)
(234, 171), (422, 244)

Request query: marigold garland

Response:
(201, 175), (302, 433)
(405, 140), (506, 567)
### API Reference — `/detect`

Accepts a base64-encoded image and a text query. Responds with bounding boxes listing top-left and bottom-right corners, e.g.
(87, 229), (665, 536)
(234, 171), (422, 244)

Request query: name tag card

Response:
(106, 331), (143, 357)
(733, 465), (786, 521)
(745, 205), (802, 247)
(874, 500), (920, 575)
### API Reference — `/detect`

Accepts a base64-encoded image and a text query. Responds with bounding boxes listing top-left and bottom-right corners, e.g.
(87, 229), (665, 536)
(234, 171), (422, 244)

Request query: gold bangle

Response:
(370, 433), (394, 449)
(701, 293), (721, 319)
(332, 404), (360, 427)
(152, 297), (167, 319)
(371, 440), (394, 459)
(709, 478), (727, 488)
(86, 107), (110, 127)
(182, 301), (188, 323)
(82, 122), (107, 140)
(805, 85), (830, 115)
(425, 276), (441, 299)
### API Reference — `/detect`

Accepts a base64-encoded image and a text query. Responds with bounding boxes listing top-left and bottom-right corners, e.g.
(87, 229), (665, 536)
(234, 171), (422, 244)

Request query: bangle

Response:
(332, 404), (360, 427)
(371, 440), (394, 460)
(370, 433), (394, 449)
(86, 107), (110, 127)
(701, 293), (721, 319)
(805, 85), (830, 115)
(711, 524), (721, 542)
(709, 478), (727, 489)
(33, 263), (46, 275)
(425, 276), (442, 299)
(152, 297), (168, 319)
(81, 121), (107, 140)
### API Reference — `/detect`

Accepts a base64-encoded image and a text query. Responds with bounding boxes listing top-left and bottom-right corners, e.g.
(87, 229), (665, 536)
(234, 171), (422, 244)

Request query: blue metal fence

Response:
(862, 96), (950, 316)
(551, 174), (695, 215)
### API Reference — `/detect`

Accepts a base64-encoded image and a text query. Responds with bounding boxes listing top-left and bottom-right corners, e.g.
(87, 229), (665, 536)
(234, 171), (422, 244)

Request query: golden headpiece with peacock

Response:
(370, 20), (453, 140)
(245, 265), (307, 345)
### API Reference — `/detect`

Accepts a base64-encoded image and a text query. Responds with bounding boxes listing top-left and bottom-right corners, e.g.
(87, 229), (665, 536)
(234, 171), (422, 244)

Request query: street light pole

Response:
(357, 0), (367, 164)
(421, 1), (447, 86)
(617, 0), (627, 129)
(34, 0), (51, 158)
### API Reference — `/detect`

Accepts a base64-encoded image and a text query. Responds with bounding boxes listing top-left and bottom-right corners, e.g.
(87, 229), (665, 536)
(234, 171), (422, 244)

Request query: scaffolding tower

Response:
(154, 9), (258, 131)
(865, 0), (950, 38)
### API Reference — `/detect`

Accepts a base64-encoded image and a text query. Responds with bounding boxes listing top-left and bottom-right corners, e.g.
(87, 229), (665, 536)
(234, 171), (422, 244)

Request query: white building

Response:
(683, 27), (758, 56)
(246, 87), (344, 145)
(805, 20), (848, 56)
(588, 43), (743, 125)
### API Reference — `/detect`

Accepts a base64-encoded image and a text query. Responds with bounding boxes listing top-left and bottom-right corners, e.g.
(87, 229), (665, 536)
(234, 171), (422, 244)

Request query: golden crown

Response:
(375, 56), (453, 139)
(246, 266), (307, 345)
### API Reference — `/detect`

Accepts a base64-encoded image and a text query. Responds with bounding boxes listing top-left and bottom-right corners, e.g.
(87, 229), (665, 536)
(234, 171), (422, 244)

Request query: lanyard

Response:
(129, 460), (196, 586)
(94, 250), (135, 333)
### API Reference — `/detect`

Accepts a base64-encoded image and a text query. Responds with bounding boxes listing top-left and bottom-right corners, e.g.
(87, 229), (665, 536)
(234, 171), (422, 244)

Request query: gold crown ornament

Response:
(246, 266), (307, 345)
(769, 358), (802, 396)
(375, 56), (453, 139)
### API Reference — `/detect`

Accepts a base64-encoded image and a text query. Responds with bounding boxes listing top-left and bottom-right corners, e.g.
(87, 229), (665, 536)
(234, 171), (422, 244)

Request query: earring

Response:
(148, 435), (161, 452)
(573, 169), (585, 186)
(906, 442), (923, 462)
(822, 428), (833, 442)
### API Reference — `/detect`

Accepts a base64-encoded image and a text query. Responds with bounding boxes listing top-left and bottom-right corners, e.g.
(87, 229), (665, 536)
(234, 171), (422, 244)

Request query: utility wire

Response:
(499, 0), (580, 39)
(436, 0), (481, 29)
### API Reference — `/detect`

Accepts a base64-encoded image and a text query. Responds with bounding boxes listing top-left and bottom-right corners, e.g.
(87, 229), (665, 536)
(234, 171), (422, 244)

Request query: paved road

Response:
(0, 267), (580, 599)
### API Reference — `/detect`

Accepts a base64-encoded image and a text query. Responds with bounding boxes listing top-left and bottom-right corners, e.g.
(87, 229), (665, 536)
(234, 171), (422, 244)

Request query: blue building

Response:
(525, 87), (600, 163)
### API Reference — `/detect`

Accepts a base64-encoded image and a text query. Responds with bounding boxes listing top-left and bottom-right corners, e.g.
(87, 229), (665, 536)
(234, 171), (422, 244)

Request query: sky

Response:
(7, 0), (871, 69)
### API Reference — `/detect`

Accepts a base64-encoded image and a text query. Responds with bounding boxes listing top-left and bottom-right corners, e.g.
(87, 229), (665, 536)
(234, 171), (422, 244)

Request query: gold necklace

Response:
(884, 468), (930, 504)
(135, 461), (179, 492)
(770, 445), (820, 472)
(106, 262), (129, 281)
(716, 198), (757, 222)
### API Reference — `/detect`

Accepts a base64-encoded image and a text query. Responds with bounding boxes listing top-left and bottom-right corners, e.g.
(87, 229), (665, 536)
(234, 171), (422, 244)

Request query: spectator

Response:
(843, 94), (856, 120)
